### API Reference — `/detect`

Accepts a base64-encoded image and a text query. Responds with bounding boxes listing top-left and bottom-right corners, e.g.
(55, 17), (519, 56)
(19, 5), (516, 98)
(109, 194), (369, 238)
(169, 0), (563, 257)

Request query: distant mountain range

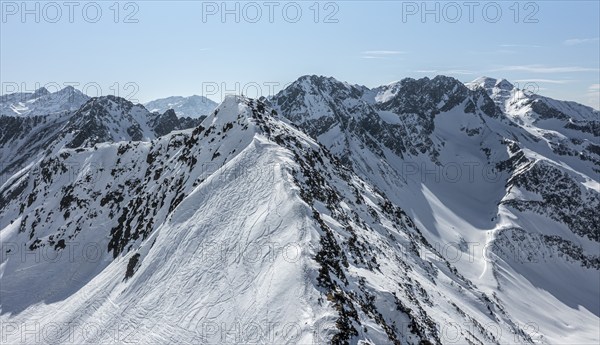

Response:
(144, 95), (217, 119)
(0, 90), (204, 181)
(0, 75), (598, 344)
(0, 86), (89, 117)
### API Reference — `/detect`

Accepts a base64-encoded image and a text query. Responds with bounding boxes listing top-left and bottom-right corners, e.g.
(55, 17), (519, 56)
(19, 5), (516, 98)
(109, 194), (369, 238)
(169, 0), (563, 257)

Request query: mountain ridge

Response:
(0, 75), (598, 344)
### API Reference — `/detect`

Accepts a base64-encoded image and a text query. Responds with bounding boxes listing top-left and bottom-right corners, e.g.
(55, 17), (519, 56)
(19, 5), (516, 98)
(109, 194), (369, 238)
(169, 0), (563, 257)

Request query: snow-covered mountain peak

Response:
(375, 75), (481, 119)
(370, 80), (402, 103)
(62, 95), (155, 148)
(162, 108), (177, 118)
(466, 76), (499, 90)
(371, 76), (469, 104)
(32, 86), (50, 97)
(271, 74), (502, 166)
(295, 74), (336, 86)
(464, 76), (600, 123)
(0, 85), (90, 116)
(74, 95), (146, 121)
(144, 94), (217, 119)
(290, 74), (365, 96)
(202, 94), (250, 126)
(471, 76), (514, 92)
(54, 85), (83, 97)
(495, 78), (514, 90)
(430, 74), (468, 89)
(271, 75), (372, 131)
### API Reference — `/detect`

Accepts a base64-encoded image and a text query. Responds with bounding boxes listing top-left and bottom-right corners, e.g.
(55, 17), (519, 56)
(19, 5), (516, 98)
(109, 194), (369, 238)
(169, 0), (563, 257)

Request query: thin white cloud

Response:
(585, 84), (600, 109)
(360, 50), (406, 60)
(494, 65), (599, 73)
(563, 37), (599, 45)
(415, 69), (474, 75)
(442, 70), (475, 75)
(514, 79), (577, 84)
(500, 44), (542, 48)
(469, 49), (516, 55)
(588, 84), (600, 91)
(362, 50), (406, 55)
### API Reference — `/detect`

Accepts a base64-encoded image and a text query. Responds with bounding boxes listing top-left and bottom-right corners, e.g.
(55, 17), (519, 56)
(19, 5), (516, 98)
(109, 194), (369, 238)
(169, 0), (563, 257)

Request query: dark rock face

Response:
(530, 99), (570, 121)
(0, 114), (70, 177)
(178, 115), (206, 129)
(64, 96), (145, 148)
(494, 228), (600, 269)
(503, 160), (600, 241)
(149, 109), (204, 137)
(565, 120), (600, 136)
(124, 253), (141, 279)
(271, 75), (504, 165)
(149, 109), (180, 137)
(376, 76), (470, 116)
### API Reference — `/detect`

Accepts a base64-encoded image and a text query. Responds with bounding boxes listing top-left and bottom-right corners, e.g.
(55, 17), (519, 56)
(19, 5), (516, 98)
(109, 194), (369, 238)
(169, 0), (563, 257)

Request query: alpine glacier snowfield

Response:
(0, 76), (598, 344)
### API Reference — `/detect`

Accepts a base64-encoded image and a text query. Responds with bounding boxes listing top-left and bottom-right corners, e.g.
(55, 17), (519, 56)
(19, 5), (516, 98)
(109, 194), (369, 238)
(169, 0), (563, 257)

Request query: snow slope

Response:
(1, 95), (545, 344)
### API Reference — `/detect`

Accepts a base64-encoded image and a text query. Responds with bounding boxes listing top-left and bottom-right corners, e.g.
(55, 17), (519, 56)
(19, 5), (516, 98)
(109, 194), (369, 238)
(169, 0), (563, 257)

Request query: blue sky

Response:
(1, 0), (599, 108)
